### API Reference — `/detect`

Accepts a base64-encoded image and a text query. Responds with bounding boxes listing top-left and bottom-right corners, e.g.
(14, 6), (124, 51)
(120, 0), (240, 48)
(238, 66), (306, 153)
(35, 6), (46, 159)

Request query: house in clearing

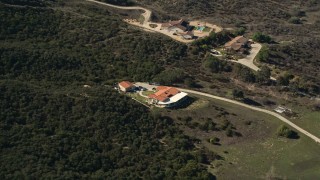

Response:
(118, 81), (135, 92)
(161, 19), (191, 33)
(148, 86), (188, 108)
(224, 36), (250, 53)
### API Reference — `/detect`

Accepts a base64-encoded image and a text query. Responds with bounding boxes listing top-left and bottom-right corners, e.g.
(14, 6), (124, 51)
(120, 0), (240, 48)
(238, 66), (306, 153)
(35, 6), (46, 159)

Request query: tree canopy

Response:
(252, 32), (272, 43)
(0, 2), (216, 179)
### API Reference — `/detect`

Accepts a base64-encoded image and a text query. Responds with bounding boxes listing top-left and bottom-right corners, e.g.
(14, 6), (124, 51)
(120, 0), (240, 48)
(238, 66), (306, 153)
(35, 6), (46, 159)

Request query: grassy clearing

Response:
(205, 99), (320, 179)
(181, 98), (210, 111)
(138, 15), (145, 24)
(127, 92), (148, 104)
(293, 111), (320, 138)
(142, 91), (154, 96)
(213, 134), (320, 179)
(159, 94), (320, 179)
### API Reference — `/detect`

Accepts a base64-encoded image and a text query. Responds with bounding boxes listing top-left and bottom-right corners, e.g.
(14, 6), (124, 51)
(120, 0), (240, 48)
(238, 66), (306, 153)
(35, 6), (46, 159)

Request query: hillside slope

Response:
(0, 1), (213, 179)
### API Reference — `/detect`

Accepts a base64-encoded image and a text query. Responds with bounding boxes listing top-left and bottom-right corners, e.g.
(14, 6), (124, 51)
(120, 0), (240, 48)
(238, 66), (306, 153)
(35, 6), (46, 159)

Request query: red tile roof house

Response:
(118, 81), (135, 92)
(224, 36), (250, 53)
(148, 86), (188, 108)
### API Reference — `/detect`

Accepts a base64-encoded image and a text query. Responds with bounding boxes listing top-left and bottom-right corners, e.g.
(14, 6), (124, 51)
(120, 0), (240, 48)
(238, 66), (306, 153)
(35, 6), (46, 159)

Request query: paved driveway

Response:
(217, 42), (276, 80)
(230, 43), (261, 71)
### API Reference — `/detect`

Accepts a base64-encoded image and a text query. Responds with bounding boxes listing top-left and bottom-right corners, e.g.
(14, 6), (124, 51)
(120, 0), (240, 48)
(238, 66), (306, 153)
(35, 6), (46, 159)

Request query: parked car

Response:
(138, 86), (147, 91)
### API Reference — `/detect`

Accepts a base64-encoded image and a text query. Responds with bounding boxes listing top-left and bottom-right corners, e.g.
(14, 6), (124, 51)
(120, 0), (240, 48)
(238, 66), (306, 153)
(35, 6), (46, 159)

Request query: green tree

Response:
(234, 65), (256, 83)
(153, 69), (185, 85)
(288, 17), (301, 24)
(256, 66), (271, 83)
(225, 125), (233, 137)
(252, 32), (272, 43)
(234, 27), (246, 36)
(277, 125), (299, 139)
(209, 137), (220, 144)
(277, 72), (293, 86)
(232, 89), (244, 99)
(184, 78), (196, 87)
(203, 56), (231, 73)
(256, 46), (270, 62)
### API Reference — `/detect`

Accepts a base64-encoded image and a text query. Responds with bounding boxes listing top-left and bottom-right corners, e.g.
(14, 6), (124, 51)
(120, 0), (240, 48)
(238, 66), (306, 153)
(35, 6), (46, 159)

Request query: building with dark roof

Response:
(161, 19), (190, 33)
(224, 36), (250, 52)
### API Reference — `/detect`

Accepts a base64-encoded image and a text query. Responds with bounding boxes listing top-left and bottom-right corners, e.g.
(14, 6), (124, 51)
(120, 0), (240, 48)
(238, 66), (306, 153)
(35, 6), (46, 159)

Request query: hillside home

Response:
(224, 36), (250, 53)
(118, 81), (135, 92)
(161, 19), (190, 33)
(148, 86), (188, 108)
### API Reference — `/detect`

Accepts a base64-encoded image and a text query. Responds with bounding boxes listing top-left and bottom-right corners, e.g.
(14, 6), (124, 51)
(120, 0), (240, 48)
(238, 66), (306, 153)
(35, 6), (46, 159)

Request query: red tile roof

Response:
(148, 86), (180, 102)
(119, 81), (134, 89)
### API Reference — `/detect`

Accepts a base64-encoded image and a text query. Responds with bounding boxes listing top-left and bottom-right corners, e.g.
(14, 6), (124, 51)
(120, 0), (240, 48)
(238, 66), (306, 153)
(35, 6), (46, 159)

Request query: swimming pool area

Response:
(195, 26), (205, 31)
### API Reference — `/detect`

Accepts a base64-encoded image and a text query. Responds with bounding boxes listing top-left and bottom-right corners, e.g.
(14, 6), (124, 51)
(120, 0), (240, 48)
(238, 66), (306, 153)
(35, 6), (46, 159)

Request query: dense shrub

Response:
(0, 3), (216, 179)
(234, 64), (256, 83)
(153, 69), (185, 85)
(203, 56), (231, 73)
(252, 32), (272, 43)
(232, 89), (244, 99)
(288, 17), (302, 24)
(256, 66), (271, 84)
(276, 125), (299, 139)
(256, 46), (270, 62)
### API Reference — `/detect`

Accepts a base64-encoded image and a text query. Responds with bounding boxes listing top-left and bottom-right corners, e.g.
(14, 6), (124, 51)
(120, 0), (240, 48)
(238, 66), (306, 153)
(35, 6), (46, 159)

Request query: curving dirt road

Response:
(87, 0), (151, 24)
(134, 82), (320, 144)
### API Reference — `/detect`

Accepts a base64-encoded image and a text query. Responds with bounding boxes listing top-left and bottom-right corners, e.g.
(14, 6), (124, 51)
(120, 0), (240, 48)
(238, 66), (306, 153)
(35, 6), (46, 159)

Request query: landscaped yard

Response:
(127, 92), (148, 104)
(142, 91), (154, 96)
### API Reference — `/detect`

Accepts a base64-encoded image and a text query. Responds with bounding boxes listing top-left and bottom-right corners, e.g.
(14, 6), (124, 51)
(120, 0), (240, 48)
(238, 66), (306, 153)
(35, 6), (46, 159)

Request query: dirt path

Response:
(134, 82), (320, 144)
(87, 0), (151, 24)
(86, 0), (222, 43)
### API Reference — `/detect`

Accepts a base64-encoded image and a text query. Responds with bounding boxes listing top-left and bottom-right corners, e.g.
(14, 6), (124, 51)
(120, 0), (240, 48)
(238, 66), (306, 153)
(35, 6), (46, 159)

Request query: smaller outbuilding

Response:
(118, 81), (135, 92)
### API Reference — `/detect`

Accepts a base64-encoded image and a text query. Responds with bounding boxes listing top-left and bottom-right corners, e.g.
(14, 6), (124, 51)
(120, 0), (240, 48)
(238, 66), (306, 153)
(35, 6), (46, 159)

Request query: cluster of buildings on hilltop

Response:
(117, 81), (188, 108)
(160, 19), (251, 53)
(160, 19), (207, 40)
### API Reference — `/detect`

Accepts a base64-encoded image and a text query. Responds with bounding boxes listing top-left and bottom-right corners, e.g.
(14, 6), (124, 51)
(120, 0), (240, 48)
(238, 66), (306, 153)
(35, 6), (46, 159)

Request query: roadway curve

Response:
(86, 0), (151, 25)
(135, 82), (320, 144)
